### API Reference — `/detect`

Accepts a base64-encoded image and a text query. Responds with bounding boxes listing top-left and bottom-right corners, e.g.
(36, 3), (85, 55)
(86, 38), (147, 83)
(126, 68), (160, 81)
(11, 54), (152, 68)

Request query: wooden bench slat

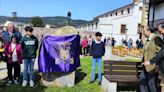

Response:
(104, 61), (141, 65)
(105, 62), (137, 65)
(103, 60), (142, 87)
(104, 71), (138, 75)
(104, 65), (137, 70)
(105, 75), (139, 83)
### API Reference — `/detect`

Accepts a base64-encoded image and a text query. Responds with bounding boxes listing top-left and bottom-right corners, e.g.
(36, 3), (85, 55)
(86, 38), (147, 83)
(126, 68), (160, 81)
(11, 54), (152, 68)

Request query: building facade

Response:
(148, 0), (164, 28)
(77, 0), (143, 45)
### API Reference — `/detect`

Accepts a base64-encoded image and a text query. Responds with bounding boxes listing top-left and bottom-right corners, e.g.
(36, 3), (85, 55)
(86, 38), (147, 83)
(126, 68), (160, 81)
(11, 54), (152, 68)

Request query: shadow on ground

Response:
(75, 68), (87, 84)
(0, 71), (47, 92)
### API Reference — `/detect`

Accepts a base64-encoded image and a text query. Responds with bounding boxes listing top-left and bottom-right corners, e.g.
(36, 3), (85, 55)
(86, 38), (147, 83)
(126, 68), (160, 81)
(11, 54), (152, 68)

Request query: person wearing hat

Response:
(5, 35), (22, 85)
(21, 26), (38, 87)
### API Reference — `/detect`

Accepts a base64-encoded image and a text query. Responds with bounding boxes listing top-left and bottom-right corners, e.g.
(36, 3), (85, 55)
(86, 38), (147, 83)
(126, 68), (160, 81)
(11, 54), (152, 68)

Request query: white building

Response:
(3, 21), (30, 28)
(77, 0), (143, 45)
(45, 24), (58, 28)
(148, 0), (164, 28)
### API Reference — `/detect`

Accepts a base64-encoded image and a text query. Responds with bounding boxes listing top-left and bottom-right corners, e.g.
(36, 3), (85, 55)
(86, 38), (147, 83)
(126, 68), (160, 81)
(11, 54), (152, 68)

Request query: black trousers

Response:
(87, 45), (92, 55)
(139, 67), (159, 92)
(7, 62), (20, 81)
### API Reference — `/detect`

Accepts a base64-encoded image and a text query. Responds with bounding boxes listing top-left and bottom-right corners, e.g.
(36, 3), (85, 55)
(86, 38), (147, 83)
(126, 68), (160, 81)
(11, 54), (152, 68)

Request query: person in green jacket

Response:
(144, 22), (164, 92)
(21, 26), (38, 87)
(140, 26), (159, 92)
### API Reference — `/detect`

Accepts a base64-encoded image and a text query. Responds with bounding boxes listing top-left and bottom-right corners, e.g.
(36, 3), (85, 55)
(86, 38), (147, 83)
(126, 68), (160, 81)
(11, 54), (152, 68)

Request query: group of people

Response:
(121, 38), (144, 49)
(140, 22), (164, 92)
(81, 35), (92, 56)
(2, 22), (164, 91)
(0, 23), (38, 87)
(81, 35), (116, 56)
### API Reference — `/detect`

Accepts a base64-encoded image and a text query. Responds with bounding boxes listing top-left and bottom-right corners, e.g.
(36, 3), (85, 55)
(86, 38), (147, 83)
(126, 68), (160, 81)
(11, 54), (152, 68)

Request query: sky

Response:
(0, 0), (132, 21)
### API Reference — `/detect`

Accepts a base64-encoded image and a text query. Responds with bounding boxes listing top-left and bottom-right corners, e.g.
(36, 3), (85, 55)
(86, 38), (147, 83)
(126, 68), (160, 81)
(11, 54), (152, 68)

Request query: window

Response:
(139, 7), (142, 11)
(127, 8), (130, 14)
(121, 10), (124, 15)
(120, 24), (127, 34)
(115, 12), (117, 16)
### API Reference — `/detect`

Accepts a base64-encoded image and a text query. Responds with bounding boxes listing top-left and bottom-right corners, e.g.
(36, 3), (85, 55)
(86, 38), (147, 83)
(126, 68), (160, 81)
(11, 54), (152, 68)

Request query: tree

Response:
(31, 16), (43, 27)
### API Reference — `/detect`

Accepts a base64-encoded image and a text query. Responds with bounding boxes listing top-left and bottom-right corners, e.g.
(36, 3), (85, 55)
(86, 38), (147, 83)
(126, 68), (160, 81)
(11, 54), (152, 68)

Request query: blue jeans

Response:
(91, 57), (102, 82)
(23, 58), (35, 81)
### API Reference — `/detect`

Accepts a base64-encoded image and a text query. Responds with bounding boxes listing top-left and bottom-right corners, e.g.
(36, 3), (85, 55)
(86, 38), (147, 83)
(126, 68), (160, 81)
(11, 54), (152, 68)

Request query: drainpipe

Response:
(152, 1), (156, 28)
(148, 0), (151, 26)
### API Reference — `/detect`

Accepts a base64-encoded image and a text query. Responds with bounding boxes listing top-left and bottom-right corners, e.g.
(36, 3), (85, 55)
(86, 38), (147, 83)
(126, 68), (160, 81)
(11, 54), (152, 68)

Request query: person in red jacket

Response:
(82, 36), (88, 56)
(5, 35), (22, 85)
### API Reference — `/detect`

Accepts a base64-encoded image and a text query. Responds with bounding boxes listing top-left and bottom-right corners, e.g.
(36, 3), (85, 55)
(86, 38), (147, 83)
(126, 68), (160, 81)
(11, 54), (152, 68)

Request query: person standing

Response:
(2, 23), (22, 80)
(140, 26), (159, 92)
(0, 31), (6, 62)
(2, 23), (22, 44)
(82, 36), (88, 56)
(90, 32), (105, 85)
(21, 26), (38, 87)
(104, 37), (112, 59)
(144, 23), (164, 92)
(5, 35), (22, 85)
(128, 38), (133, 49)
(88, 35), (93, 56)
(111, 38), (116, 47)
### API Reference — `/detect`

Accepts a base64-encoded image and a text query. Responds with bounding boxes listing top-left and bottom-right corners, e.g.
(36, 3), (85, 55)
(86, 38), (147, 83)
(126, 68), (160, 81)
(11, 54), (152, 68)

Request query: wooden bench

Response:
(103, 60), (142, 91)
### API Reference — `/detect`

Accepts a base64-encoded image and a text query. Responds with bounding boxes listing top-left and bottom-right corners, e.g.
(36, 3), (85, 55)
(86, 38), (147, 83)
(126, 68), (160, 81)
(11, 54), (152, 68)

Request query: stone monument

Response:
(40, 26), (78, 87)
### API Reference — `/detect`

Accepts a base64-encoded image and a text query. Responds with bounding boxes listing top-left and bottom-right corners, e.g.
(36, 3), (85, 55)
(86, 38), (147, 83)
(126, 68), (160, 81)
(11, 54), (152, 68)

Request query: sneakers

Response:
(22, 80), (28, 87)
(89, 80), (94, 84)
(89, 80), (101, 85)
(6, 80), (12, 85)
(22, 80), (35, 87)
(14, 80), (19, 84)
(30, 81), (34, 87)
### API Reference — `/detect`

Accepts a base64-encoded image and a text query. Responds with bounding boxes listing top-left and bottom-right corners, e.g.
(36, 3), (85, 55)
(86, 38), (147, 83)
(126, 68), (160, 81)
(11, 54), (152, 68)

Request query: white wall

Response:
(77, 2), (143, 45)
(97, 3), (142, 45)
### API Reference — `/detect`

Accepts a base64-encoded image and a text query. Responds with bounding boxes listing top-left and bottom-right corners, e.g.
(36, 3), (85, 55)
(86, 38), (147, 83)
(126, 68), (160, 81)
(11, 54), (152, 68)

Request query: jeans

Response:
(23, 58), (35, 81)
(91, 57), (102, 82)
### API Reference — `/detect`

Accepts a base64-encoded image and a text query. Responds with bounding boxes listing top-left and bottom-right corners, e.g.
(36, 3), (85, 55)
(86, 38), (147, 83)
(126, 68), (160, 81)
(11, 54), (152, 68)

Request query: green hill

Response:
(0, 16), (88, 27)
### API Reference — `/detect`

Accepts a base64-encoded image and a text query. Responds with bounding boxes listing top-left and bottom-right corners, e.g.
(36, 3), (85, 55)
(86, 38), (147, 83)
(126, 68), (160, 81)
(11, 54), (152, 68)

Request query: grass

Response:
(0, 56), (103, 92)
(125, 56), (142, 62)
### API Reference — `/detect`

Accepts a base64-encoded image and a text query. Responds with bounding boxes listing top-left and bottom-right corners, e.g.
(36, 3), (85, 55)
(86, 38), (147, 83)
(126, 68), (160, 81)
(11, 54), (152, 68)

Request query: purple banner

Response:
(38, 35), (80, 73)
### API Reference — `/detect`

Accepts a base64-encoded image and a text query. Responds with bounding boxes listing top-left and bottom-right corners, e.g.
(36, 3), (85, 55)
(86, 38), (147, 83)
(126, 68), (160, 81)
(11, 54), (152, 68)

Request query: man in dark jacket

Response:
(90, 32), (105, 85)
(21, 26), (38, 87)
(144, 23), (164, 71)
(144, 23), (164, 92)
(2, 23), (22, 44)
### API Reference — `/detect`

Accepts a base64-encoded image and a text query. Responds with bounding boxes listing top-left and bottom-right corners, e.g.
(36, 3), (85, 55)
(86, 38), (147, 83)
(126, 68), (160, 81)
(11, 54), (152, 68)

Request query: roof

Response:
(94, 3), (134, 19)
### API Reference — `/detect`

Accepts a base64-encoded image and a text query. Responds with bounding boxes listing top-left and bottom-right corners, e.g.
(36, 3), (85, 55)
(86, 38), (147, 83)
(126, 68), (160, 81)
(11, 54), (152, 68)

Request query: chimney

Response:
(133, 0), (139, 3)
